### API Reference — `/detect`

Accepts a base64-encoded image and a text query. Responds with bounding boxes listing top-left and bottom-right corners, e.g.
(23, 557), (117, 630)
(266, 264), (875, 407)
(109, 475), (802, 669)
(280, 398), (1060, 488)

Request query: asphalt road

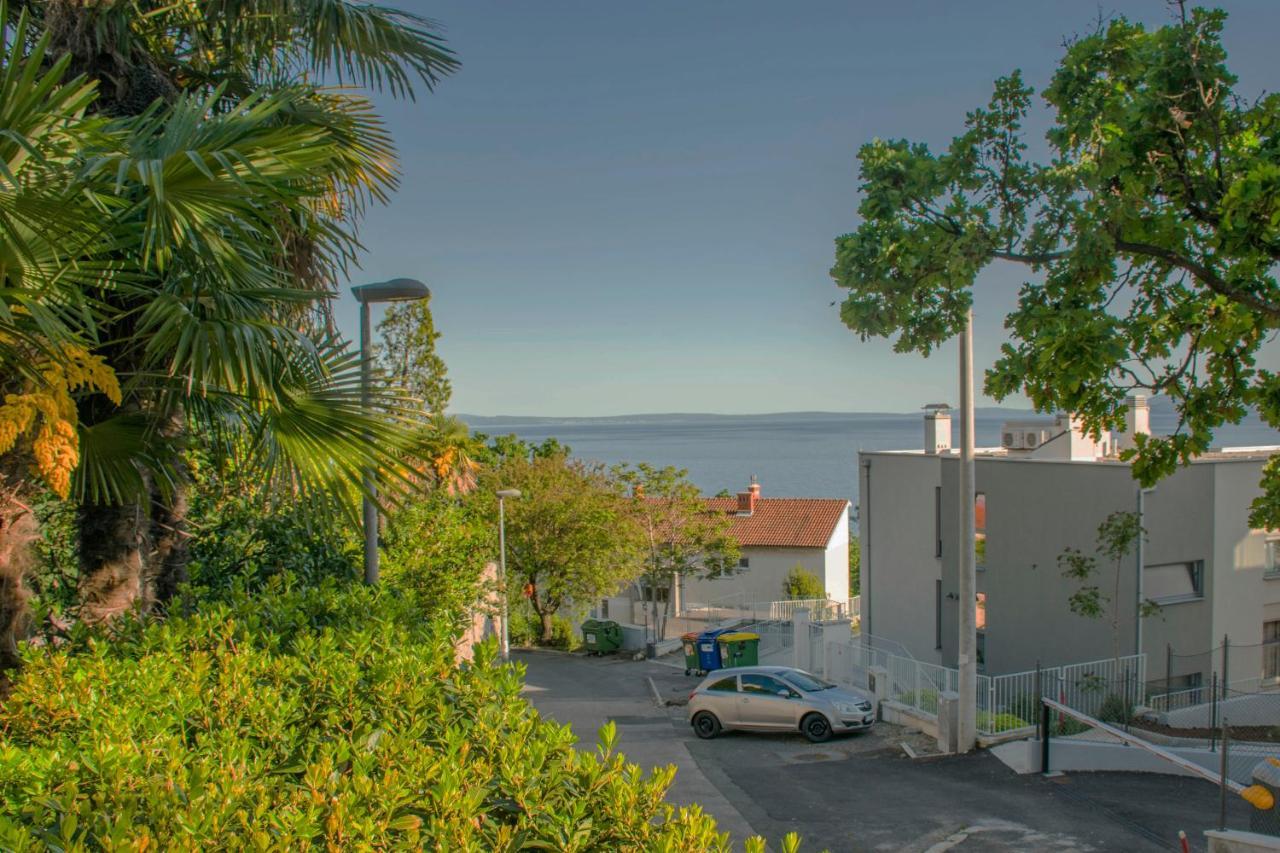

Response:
(515, 650), (1251, 852)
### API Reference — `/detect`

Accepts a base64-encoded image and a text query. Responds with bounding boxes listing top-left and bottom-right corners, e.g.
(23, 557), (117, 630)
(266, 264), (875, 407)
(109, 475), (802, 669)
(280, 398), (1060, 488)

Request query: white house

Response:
(599, 480), (851, 633)
(678, 481), (851, 608)
(859, 397), (1280, 691)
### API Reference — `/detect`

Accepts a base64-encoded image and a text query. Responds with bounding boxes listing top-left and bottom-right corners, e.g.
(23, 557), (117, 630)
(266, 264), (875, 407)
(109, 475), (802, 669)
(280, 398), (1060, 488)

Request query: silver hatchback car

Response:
(687, 666), (875, 743)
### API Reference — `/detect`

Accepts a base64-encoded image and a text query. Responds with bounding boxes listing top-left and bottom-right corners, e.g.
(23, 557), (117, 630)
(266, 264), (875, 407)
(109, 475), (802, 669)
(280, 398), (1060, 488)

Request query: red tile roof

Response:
(703, 497), (849, 549)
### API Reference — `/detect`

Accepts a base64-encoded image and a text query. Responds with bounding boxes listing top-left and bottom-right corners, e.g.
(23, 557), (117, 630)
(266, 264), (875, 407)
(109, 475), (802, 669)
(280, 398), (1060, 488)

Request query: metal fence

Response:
(679, 595), (860, 626)
(977, 654), (1147, 737)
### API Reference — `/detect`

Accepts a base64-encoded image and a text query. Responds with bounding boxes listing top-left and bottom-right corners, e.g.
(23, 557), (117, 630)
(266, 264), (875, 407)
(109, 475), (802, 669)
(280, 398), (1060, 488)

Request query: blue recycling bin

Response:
(696, 628), (734, 673)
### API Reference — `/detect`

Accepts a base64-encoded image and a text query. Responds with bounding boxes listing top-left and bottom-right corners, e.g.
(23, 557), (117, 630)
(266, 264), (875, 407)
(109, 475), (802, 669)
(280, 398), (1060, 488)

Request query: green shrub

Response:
(896, 689), (939, 714)
(0, 581), (737, 850)
(977, 711), (1032, 734)
(1097, 693), (1134, 724)
(506, 605), (582, 651)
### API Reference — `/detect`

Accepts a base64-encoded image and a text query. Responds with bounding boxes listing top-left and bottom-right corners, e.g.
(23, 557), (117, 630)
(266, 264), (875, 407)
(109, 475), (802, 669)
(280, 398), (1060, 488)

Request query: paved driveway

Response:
(515, 650), (1250, 851)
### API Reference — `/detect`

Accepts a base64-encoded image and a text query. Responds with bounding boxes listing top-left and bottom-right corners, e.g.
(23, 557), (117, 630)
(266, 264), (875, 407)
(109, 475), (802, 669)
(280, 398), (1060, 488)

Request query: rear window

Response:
(707, 677), (738, 692)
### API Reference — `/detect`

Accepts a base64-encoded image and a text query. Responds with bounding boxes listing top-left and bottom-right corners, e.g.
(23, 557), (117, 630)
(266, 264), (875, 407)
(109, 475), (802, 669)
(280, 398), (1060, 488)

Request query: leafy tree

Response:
(1058, 510), (1146, 664)
(849, 536), (861, 596)
(614, 463), (739, 644)
(382, 490), (494, 635)
(783, 564), (826, 600)
(830, 4), (1280, 527)
(493, 452), (642, 644)
(376, 296), (451, 416)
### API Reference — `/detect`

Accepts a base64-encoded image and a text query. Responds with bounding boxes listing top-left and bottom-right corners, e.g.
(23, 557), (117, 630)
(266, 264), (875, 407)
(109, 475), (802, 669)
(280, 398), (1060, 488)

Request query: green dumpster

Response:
(581, 619), (622, 655)
(717, 632), (760, 668)
(681, 632), (701, 675)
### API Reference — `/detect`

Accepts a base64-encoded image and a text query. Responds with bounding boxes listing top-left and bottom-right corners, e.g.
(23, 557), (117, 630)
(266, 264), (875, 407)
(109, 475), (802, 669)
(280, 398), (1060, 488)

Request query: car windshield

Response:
(782, 670), (836, 692)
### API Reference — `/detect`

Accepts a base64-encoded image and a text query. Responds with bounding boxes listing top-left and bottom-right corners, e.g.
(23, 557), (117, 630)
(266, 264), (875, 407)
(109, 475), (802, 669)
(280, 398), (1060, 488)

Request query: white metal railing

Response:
(818, 640), (1148, 735)
(978, 654), (1147, 736)
(679, 596), (858, 624)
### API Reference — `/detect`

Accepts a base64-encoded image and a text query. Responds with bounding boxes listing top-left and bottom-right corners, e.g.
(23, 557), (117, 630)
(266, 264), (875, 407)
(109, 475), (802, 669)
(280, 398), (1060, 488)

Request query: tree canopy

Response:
(831, 4), (1280, 527)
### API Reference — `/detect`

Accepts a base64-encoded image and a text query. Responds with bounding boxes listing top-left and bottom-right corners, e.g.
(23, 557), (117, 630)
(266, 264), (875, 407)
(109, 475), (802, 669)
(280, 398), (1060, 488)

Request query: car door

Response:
(737, 674), (801, 730)
(701, 674), (742, 725)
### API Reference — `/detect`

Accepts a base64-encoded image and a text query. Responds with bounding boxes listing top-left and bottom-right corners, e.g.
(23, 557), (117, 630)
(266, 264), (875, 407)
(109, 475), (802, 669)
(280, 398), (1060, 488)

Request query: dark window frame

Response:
(934, 486), (942, 558)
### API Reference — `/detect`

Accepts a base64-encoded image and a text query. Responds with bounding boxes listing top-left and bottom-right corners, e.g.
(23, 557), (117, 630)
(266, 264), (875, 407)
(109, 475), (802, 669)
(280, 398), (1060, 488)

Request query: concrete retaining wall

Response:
(993, 736), (1253, 785)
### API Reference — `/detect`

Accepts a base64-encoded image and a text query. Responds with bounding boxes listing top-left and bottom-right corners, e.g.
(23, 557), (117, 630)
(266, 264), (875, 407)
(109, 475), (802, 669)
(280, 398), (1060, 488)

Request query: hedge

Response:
(0, 580), (752, 850)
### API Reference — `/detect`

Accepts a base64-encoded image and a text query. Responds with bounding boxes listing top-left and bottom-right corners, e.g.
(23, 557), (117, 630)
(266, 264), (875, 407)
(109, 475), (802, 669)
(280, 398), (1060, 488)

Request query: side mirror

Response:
(777, 689), (794, 699)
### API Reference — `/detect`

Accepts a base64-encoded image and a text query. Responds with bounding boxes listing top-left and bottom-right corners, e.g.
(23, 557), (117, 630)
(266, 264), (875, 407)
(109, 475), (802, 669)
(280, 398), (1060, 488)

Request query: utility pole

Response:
(957, 308), (978, 752)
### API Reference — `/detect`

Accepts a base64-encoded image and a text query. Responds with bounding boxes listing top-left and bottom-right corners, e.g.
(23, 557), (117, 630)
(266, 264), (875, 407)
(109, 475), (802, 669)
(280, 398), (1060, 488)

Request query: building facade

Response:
(859, 399), (1280, 692)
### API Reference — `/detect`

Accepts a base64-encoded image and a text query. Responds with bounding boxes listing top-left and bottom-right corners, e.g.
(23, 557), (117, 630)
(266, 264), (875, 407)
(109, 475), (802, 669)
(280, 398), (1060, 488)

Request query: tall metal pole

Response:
(1135, 487), (1145, 657)
(360, 300), (379, 585)
(958, 308), (977, 751)
(498, 496), (510, 662)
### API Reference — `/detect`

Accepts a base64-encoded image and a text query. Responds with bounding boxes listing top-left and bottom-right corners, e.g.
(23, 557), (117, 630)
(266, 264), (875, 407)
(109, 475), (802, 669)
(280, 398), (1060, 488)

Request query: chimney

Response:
(1118, 394), (1150, 453)
(923, 404), (952, 455)
(737, 477), (759, 515)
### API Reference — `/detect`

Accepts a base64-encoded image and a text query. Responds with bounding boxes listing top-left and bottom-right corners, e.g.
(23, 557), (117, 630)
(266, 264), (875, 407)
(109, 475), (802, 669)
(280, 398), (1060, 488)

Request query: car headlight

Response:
(834, 702), (862, 716)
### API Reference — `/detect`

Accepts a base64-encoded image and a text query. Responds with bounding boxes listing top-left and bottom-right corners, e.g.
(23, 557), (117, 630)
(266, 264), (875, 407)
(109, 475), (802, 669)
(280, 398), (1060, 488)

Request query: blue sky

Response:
(332, 1), (1280, 416)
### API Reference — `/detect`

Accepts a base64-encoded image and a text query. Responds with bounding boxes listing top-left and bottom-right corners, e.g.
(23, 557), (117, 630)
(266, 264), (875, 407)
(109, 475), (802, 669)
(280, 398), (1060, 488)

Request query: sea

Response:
(459, 406), (1280, 507)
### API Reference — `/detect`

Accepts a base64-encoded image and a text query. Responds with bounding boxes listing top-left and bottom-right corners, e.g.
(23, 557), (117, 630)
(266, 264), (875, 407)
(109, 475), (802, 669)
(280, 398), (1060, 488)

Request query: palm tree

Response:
(415, 414), (484, 496)
(2, 1), (459, 625)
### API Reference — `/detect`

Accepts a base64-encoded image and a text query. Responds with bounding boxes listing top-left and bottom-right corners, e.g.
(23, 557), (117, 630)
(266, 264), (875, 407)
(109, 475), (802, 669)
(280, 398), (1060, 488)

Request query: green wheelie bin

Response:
(681, 632), (701, 675)
(581, 619), (623, 656)
(716, 632), (760, 668)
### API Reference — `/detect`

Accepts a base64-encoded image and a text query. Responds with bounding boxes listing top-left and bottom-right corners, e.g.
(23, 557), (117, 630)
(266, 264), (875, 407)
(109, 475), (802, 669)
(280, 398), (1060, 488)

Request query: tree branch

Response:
(1113, 237), (1280, 320)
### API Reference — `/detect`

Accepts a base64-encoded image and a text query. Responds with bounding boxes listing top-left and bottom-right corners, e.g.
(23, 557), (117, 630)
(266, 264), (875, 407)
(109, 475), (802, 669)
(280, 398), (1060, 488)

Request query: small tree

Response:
(783, 565), (825, 601)
(614, 464), (739, 644)
(1059, 511), (1146, 665)
(494, 452), (642, 644)
(849, 537), (861, 596)
(376, 297), (452, 417)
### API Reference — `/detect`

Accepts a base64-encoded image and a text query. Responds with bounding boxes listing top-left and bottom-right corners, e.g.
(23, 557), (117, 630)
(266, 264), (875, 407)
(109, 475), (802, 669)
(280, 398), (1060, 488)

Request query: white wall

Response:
(823, 508), (851, 601)
(860, 452), (944, 663)
(681, 546), (831, 605)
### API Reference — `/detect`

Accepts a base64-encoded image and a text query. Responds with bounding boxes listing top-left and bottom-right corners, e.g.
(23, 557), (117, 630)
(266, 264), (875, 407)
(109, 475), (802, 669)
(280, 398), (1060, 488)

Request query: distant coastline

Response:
(455, 407), (1035, 427)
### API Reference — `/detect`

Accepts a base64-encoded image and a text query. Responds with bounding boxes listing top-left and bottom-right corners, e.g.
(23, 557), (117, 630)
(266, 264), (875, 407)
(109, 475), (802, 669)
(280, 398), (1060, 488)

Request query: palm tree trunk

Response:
(77, 494), (151, 623)
(150, 477), (189, 606)
(0, 480), (35, 669)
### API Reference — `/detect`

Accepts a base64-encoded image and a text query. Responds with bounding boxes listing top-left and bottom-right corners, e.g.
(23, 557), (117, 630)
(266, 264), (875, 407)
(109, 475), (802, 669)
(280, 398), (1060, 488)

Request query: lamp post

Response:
(496, 488), (521, 662)
(957, 308), (977, 752)
(352, 278), (431, 585)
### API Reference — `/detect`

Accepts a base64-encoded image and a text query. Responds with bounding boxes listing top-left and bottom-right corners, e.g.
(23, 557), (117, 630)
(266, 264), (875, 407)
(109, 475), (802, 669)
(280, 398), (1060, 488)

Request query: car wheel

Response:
(802, 713), (832, 743)
(693, 711), (721, 739)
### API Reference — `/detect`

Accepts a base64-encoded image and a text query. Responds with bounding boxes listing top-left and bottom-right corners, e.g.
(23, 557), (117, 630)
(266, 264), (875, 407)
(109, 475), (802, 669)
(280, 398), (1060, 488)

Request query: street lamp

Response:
(496, 488), (521, 662)
(352, 277), (431, 586)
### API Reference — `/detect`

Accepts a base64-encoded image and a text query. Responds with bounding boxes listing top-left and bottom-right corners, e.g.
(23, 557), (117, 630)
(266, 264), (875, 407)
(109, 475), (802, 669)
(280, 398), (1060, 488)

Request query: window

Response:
(738, 556), (750, 570)
(641, 584), (670, 603)
(934, 486), (943, 557)
(1266, 621), (1280, 683)
(708, 677), (738, 692)
(601, 599), (609, 619)
(975, 592), (987, 630)
(935, 579), (943, 650)
(975, 492), (987, 567)
(1144, 561), (1204, 604)
(741, 674), (791, 696)
(1266, 535), (1280, 577)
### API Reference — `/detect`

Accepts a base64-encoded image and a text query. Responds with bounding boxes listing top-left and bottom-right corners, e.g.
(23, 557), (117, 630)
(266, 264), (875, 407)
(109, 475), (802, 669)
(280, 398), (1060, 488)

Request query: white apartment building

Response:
(859, 397), (1280, 691)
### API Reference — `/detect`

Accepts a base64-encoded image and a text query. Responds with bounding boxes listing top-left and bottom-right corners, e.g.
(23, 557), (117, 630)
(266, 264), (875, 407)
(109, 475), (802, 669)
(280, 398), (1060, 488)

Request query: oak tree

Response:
(831, 5), (1280, 526)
